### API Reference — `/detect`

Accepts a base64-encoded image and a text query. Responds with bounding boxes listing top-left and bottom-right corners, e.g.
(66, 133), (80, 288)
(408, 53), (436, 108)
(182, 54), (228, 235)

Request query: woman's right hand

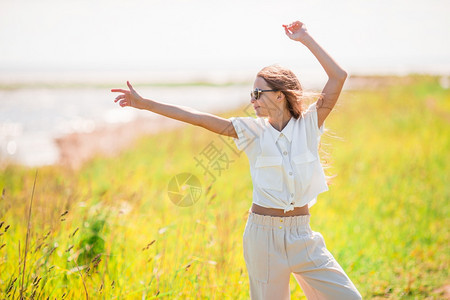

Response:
(111, 81), (145, 109)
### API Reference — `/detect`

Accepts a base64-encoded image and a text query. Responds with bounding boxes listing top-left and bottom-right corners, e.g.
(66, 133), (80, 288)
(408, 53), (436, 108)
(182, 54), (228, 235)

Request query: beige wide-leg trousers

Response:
(243, 212), (362, 300)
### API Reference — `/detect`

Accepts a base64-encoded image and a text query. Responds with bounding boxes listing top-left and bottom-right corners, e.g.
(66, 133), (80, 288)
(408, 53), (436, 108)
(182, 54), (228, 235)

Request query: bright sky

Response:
(0, 0), (449, 80)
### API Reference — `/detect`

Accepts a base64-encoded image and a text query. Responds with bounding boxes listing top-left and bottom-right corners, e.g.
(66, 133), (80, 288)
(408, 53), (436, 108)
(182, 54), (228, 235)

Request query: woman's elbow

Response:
(337, 70), (348, 82)
(339, 70), (348, 81)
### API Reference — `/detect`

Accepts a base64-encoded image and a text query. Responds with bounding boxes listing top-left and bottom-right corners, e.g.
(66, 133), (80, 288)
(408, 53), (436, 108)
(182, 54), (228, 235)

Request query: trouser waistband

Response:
(247, 211), (311, 228)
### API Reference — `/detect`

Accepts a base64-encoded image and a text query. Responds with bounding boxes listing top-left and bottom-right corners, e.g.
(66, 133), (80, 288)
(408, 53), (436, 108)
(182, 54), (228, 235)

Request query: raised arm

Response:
(111, 81), (238, 138)
(283, 21), (347, 129)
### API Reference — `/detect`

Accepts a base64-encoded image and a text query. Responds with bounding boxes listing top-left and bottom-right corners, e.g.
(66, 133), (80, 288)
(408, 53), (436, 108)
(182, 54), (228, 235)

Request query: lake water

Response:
(0, 85), (254, 166)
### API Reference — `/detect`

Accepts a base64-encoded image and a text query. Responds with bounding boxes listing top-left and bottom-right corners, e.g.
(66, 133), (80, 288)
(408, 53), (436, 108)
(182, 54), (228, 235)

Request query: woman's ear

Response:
(277, 91), (285, 101)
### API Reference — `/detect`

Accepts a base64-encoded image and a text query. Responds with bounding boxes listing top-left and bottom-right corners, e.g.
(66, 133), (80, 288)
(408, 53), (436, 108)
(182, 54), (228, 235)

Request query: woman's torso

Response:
(251, 203), (310, 217)
(230, 103), (327, 217)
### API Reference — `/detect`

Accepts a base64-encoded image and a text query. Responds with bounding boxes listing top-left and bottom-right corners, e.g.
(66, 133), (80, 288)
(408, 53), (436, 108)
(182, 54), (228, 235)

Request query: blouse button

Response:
(280, 133), (284, 137)
(289, 171), (293, 176)
(283, 151), (288, 155)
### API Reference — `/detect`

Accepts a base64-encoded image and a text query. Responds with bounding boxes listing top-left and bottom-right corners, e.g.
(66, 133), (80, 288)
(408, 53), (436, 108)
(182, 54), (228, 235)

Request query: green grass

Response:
(0, 75), (449, 299)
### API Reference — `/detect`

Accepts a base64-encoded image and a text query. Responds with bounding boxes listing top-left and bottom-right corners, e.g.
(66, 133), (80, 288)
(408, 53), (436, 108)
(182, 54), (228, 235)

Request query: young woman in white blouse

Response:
(112, 20), (362, 300)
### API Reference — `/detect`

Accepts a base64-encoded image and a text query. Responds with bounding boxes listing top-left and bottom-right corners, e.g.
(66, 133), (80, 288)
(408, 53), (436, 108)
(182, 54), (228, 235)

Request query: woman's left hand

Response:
(283, 21), (310, 43)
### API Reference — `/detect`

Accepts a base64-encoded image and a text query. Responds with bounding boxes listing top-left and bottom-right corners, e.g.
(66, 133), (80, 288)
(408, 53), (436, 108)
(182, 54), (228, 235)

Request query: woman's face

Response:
(251, 77), (282, 117)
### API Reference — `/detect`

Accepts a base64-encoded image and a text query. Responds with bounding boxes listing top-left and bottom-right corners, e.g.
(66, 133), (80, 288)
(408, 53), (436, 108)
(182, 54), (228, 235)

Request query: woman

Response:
(112, 20), (362, 300)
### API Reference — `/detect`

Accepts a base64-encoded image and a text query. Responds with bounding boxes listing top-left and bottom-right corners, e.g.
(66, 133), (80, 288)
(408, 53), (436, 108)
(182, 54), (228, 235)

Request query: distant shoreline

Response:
(54, 115), (186, 170)
(0, 73), (448, 90)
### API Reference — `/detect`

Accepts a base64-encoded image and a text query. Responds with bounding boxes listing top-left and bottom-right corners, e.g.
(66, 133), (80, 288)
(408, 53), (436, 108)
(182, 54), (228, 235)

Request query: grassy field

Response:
(0, 75), (449, 299)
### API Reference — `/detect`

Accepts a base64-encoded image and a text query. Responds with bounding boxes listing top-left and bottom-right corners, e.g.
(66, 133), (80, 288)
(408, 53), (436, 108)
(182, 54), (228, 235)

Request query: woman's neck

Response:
(268, 110), (292, 132)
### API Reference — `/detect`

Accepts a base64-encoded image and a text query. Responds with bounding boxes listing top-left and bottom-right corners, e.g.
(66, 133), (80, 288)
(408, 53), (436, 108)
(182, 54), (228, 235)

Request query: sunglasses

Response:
(250, 88), (277, 100)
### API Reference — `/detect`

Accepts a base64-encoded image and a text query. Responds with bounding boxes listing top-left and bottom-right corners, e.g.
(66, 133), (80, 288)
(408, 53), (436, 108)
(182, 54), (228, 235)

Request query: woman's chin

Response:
(255, 110), (268, 117)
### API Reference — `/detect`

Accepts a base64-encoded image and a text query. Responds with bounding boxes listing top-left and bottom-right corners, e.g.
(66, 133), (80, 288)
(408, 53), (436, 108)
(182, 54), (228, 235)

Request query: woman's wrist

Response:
(136, 98), (151, 110)
(298, 33), (314, 46)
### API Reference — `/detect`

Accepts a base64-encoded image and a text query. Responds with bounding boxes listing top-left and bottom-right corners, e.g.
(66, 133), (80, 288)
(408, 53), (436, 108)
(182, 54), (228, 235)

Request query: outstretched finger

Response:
(111, 89), (128, 93)
(127, 81), (135, 91)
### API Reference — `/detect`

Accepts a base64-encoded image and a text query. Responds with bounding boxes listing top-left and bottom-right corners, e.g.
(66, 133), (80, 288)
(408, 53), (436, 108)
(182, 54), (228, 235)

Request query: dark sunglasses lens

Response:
(252, 89), (259, 99)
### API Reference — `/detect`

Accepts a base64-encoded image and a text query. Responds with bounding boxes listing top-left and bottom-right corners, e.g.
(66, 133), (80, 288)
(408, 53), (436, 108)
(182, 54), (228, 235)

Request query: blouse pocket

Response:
(292, 151), (317, 188)
(254, 155), (283, 192)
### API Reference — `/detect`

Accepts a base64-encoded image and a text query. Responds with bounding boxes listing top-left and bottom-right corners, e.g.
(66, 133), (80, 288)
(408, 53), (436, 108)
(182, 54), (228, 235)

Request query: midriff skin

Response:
(251, 203), (310, 217)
